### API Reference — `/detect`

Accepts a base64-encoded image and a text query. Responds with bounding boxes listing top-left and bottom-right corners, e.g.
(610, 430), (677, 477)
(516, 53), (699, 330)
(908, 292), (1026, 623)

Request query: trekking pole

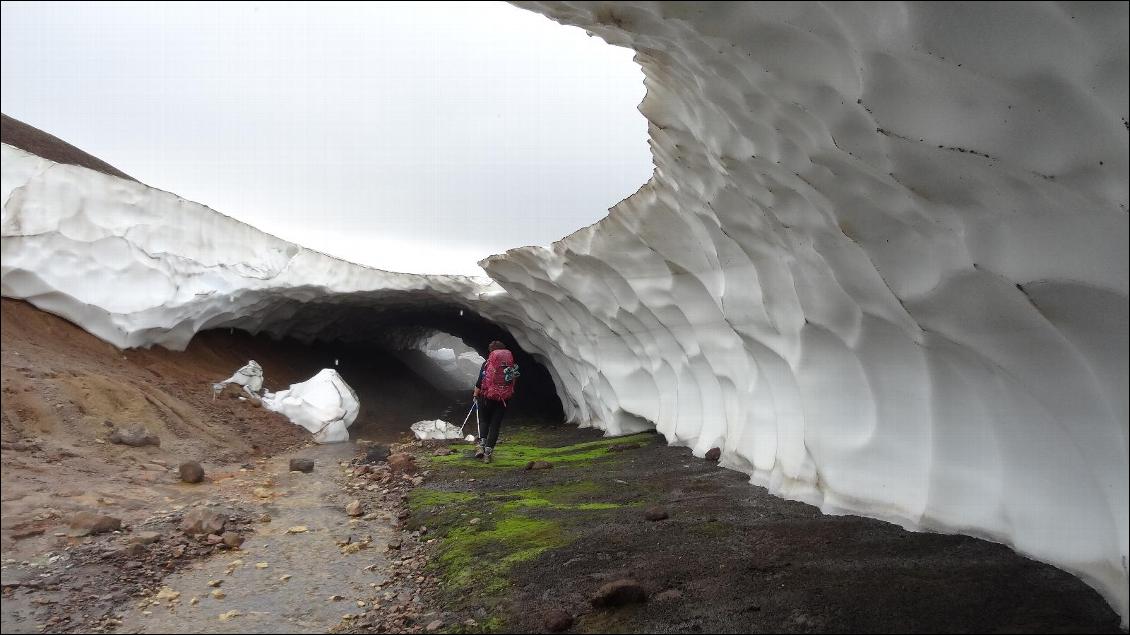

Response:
(459, 398), (479, 435)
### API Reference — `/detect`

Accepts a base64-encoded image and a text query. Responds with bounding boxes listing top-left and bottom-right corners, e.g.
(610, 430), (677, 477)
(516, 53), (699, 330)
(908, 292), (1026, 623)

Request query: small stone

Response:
(67, 511), (122, 537)
(591, 579), (648, 608)
(704, 447), (721, 462)
(426, 619), (444, 632)
(210, 589), (226, 600)
(288, 458), (315, 473)
(387, 453), (416, 474)
(468, 518), (481, 526)
(155, 587), (180, 602)
(206, 534), (224, 545)
(207, 580), (223, 587)
(653, 589), (683, 602)
(12, 527), (45, 540)
(255, 562), (269, 569)
(279, 575), (292, 582)
(525, 460), (553, 470)
(644, 506), (669, 521)
(286, 526), (308, 534)
(179, 462), (204, 483)
(364, 446), (391, 463)
(221, 532), (244, 548)
(432, 448), (454, 456)
(387, 540), (402, 551)
(218, 610), (240, 621)
(189, 597), (199, 605)
(345, 500), (364, 517)
(328, 594), (345, 601)
(180, 509), (227, 535)
(257, 514), (272, 523)
(109, 425), (160, 447)
(253, 487), (272, 499)
(120, 543), (146, 558)
(543, 609), (574, 632)
(129, 531), (161, 545)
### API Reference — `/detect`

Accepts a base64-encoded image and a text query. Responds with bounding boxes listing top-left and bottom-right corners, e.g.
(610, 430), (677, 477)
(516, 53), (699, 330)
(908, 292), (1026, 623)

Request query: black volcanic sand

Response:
(400, 418), (1122, 634)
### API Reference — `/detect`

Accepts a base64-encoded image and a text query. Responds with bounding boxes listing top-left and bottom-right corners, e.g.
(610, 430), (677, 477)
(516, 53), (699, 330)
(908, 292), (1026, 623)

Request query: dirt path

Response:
(116, 443), (397, 633)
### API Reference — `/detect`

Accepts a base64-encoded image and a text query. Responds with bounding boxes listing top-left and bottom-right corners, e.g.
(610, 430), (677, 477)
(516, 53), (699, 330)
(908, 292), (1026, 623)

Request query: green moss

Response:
(436, 516), (567, 599)
(408, 489), (476, 512)
(692, 519), (734, 538)
(428, 432), (657, 470)
(412, 428), (658, 630)
(575, 502), (623, 510)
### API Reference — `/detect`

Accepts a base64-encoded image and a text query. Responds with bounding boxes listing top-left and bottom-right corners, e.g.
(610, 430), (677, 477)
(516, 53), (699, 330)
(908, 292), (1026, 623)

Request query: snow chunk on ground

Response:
(262, 369), (359, 444)
(410, 419), (472, 441)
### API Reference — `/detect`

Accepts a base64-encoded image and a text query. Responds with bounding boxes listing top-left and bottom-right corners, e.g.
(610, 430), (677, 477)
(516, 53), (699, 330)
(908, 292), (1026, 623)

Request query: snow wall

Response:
(1, 1), (1126, 622)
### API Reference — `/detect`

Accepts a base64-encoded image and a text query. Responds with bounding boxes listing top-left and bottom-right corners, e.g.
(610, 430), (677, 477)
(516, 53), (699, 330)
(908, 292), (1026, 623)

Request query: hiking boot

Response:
(474, 440), (485, 459)
(483, 447), (493, 464)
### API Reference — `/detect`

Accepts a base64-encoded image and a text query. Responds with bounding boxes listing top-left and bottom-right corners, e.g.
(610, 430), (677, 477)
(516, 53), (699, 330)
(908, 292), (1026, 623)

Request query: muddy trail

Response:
(397, 422), (1124, 634)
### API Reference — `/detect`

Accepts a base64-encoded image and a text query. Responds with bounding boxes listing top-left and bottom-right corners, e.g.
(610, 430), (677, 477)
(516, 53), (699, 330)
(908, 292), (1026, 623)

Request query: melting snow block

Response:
(410, 419), (467, 440)
(262, 369), (359, 444)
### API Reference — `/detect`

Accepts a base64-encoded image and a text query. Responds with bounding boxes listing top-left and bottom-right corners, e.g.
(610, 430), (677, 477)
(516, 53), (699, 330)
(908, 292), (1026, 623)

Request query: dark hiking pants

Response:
(478, 397), (506, 449)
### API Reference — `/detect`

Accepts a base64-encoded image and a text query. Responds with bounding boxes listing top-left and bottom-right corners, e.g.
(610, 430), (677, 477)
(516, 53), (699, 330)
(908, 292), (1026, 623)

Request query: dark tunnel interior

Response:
(216, 293), (566, 440)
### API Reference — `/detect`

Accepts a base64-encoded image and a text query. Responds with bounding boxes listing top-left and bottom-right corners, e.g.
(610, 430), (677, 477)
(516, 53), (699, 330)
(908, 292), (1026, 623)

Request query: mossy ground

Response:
(427, 431), (656, 470)
(404, 421), (1121, 635)
(406, 425), (658, 632)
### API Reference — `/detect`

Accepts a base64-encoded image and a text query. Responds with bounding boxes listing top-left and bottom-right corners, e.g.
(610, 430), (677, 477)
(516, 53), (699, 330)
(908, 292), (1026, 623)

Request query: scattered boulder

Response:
(119, 543), (146, 558)
(11, 527), (45, 540)
(653, 589), (683, 602)
(591, 579), (647, 608)
(179, 461), (205, 483)
(1, 440), (40, 452)
(345, 500), (364, 517)
(67, 512), (122, 537)
(363, 446), (391, 464)
(180, 509), (227, 536)
(543, 609), (574, 632)
(289, 458), (315, 473)
(606, 443), (640, 453)
(704, 447), (721, 462)
(129, 531), (161, 545)
(644, 506), (669, 521)
(109, 425), (160, 447)
(387, 453), (416, 474)
(221, 532), (244, 548)
(525, 460), (554, 470)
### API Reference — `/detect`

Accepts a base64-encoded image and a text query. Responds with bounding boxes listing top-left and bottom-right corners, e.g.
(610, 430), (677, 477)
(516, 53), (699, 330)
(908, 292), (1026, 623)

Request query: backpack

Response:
(481, 349), (519, 402)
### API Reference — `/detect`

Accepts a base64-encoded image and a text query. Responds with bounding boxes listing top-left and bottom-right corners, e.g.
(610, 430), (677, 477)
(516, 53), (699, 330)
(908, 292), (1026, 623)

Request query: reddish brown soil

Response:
(1, 113), (137, 182)
(0, 299), (454, 558)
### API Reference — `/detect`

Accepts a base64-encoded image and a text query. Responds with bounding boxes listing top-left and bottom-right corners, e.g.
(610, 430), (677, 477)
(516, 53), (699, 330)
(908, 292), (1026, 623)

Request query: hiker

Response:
(472, 340), (519, 463)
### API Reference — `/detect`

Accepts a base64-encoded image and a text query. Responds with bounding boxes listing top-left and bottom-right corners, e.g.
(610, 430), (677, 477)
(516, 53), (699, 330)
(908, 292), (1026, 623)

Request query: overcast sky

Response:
(1, 1), (651, 276)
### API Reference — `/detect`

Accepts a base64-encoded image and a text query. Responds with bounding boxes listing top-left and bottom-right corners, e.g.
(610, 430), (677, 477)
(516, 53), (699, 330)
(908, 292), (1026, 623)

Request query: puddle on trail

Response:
(119, 443), (398, 633)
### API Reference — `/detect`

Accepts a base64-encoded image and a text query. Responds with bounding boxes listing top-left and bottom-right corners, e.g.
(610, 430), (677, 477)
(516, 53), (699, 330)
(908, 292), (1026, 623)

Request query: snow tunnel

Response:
(245, 294), (565, 422)
(1, 1), (1127, 624)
